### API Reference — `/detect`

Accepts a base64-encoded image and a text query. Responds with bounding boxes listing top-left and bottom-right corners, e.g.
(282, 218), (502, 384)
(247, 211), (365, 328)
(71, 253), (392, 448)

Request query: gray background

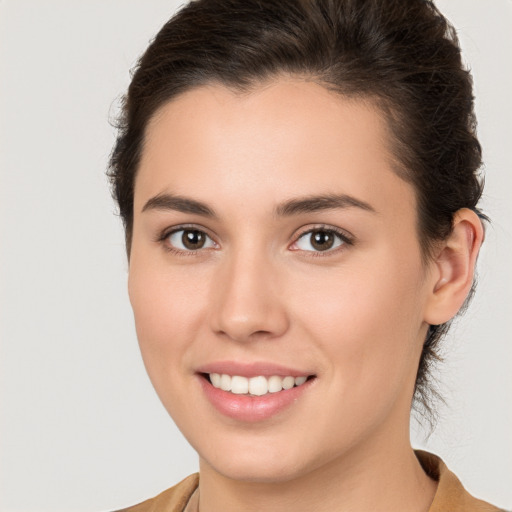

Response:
(0, 1), (511, 510)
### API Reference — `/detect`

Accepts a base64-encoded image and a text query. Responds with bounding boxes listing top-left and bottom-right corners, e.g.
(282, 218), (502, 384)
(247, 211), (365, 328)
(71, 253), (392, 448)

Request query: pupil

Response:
(311, 230), (334, 251)
(182, 230), (205, 250)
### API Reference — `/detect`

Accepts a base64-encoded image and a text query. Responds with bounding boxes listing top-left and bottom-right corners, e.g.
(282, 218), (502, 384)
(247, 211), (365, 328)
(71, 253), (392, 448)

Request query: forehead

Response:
(135, 79), (414, 219)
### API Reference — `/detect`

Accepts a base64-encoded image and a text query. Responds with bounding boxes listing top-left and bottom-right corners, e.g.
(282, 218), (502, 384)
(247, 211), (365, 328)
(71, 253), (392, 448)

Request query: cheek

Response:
(127, 256), (206, 372)
(291, 250), (427, 395)
(127, 259), (214, 426)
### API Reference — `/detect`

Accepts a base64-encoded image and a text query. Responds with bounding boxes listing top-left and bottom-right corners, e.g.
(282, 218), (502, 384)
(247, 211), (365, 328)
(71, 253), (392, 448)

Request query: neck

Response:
(197, 423), (437, 512)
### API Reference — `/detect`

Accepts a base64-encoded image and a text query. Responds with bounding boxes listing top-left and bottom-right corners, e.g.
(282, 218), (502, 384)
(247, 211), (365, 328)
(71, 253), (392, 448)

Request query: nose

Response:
(209, 249), (289, 343)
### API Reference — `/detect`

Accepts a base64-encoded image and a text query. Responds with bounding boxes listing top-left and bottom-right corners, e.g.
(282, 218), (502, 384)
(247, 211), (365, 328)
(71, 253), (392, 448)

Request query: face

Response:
(129, 79), (434, 483)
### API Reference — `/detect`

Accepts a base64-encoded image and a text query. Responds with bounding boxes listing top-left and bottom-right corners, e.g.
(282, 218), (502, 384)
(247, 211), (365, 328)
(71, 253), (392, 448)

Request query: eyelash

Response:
(156, 224), (218, 256)
(291, 225), (354, 257)
(156, 224), (354, 257)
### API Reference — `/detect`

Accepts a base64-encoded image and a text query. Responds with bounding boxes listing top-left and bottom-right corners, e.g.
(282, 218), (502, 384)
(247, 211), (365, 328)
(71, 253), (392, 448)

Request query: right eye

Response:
(166, 228), (217, 251)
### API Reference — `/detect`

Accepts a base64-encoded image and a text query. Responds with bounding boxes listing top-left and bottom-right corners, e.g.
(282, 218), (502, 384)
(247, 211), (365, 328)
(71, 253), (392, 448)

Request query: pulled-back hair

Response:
(108, 0), (485, 424)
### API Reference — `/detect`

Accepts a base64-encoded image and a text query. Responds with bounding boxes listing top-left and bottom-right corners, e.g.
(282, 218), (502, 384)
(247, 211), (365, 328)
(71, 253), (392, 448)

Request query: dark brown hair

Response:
(108, 0), (486, 424)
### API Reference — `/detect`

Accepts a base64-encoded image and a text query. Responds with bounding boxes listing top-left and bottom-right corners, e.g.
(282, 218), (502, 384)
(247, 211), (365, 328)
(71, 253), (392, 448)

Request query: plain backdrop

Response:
(0, 1), (511, 511)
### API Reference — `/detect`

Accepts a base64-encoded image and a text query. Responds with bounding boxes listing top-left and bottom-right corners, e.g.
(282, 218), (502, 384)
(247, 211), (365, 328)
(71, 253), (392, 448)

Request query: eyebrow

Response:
(141, 192), (376, 217)
(275, 194), (377, 216)
(142, 193), (217, 217)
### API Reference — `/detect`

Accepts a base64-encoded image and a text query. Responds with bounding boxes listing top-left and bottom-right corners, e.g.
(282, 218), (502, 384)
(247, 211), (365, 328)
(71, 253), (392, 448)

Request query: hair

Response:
(108, 0), (486, 426)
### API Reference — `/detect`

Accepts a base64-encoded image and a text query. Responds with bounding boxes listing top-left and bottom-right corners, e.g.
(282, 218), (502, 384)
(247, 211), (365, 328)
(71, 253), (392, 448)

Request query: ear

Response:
(424, 208), (484, 326)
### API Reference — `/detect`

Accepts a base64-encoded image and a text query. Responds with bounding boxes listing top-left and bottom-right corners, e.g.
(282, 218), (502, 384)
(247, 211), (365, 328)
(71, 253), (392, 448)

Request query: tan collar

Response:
(176, 451), (501, 512)
(415, 450), (501, 512)
(183, 486), (199, 512)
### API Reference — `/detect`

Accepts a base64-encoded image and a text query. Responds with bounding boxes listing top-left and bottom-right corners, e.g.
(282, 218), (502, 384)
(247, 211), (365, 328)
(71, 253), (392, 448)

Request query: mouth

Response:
(197, 369), (317, 422)
(203, 372), (313, 396)
(196, 361), (317, 421)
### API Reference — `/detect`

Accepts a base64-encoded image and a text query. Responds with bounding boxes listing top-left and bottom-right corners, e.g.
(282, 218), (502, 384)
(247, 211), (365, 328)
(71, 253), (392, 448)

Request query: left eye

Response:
(293, 229), (345, 252)
(167, 229), (216, 251)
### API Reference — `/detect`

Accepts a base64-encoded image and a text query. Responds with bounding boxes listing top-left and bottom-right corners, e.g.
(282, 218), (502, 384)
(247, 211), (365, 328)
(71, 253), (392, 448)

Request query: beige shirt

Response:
(116, 451), (504, 512)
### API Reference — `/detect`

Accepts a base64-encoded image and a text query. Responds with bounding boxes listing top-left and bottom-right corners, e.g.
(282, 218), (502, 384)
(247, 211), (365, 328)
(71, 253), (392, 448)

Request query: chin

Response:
(195, 434), (331, 484)
(203, 454), (309, 484)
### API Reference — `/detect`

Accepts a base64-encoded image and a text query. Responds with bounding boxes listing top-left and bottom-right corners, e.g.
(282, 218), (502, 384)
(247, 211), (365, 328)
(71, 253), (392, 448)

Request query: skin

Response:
(128, 78), (483, 512)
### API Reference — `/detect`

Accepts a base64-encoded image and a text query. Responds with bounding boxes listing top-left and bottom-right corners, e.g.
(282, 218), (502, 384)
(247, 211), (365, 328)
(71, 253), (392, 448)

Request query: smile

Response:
(198, 365), (317, 422)
(209, 373), (309, 396)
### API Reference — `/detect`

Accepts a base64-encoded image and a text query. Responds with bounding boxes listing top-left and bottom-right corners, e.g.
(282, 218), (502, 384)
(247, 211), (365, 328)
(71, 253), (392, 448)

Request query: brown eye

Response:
(167, 229), (216, 251)
(294, 229), (345, 252)
(182, 230), (205, 249)
(310, 230), (335, 251)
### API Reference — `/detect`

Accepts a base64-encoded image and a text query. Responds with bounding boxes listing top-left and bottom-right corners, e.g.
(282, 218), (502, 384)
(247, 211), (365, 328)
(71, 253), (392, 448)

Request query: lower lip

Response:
(198, 375), (315, 422)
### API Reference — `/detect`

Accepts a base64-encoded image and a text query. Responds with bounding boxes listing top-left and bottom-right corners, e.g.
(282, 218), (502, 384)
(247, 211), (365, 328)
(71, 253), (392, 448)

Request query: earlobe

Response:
(424, 208), (484, 326)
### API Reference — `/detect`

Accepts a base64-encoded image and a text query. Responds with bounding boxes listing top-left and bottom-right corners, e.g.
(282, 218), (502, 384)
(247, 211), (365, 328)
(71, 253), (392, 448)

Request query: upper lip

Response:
(196, 361), (314, 378)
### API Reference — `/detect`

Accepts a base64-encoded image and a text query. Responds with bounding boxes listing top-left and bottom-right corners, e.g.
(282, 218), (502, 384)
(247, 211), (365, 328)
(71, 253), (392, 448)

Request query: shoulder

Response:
(415, 450), (506, 512)
(114, 473), (199, 512)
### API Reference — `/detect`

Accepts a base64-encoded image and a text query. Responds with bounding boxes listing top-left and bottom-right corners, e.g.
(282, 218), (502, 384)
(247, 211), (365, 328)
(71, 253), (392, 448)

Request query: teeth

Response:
(295, 376), (307, 386)
(249, 376), (268, 396)
(268, 375), (283, 393)
(220, 373), (231, 391)
(210, 373), (221, 388)
(209, 373), (310, 396)
(231, 375), (249, 394)
(282, 376), (295, 390)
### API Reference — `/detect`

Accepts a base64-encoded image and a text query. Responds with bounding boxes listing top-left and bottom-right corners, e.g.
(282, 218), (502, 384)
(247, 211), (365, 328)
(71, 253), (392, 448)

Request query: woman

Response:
(108, 0), (504, 510)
